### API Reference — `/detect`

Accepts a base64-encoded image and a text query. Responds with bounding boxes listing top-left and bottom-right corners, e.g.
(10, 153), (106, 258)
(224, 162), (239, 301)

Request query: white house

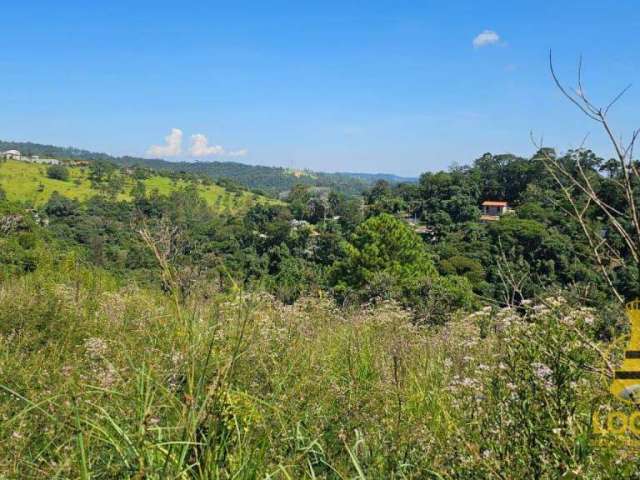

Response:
(1, 150), (21, 160)
(1, 151), (60, 165)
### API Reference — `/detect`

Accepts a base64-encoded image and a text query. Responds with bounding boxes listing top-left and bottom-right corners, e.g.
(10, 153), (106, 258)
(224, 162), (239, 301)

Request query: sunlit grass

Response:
(0, 160), (276, 214)
(0, 252), (632, 477)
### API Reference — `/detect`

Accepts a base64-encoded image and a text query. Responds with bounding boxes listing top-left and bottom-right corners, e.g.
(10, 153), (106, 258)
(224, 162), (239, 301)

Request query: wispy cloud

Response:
(472, 30), (500, 48)
(227, 149), (248, 157)
(147, 128), (183, 157)
(189, 133), (248, 158)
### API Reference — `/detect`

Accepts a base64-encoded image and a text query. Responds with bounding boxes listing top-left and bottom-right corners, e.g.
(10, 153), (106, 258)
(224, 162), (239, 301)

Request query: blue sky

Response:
(2, 1), (639, 176)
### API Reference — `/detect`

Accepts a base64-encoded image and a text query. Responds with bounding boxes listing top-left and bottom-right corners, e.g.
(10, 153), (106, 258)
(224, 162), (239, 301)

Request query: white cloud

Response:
(189, 134), (225, 157)
(189, 133), (248, 158)
(147, 128), (183, 157)
(147, 130), (247, 159)
(473, 30), (500, 48)
(227, 149), (248, 157)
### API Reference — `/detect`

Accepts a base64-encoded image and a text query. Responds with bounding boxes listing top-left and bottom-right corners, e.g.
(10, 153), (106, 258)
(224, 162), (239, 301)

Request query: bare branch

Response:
(604, 84), (633, 116)
(549, 51), (601, 122)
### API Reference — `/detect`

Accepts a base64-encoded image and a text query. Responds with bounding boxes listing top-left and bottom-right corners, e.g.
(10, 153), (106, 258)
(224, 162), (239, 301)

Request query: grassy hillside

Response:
(0, 160), (276, 214)
(0, 140), (390, 196)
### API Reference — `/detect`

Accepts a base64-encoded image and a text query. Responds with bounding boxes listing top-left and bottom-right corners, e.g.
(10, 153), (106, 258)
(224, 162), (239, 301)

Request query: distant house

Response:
(1, 150), (60, 165)
(1, 150), (21, 160)
(28, 156), (60, 165)
(480, 201), (510, 222)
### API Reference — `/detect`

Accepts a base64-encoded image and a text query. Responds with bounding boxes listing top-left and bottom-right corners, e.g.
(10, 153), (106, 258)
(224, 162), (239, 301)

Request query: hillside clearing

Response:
(0, 160), (277, 213)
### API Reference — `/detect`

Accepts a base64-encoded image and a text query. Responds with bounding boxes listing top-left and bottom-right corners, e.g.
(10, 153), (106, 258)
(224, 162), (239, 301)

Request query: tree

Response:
(244, 204), (293, 254)
(105, 175), (125, 199)
(130, 181), (146, 202)
(287, 184), (312, 220)
(267, 244), (317, 303)
(365, 180), (392, 204)
(331, 213), (475, 319)
(440, 255), (486, 285)
(88, 160), (116, 185)
(330, 213), (437, 301)
(44, 192), (79, 217)
(539, 53), (640, 302)
(46, 165), (70, 181)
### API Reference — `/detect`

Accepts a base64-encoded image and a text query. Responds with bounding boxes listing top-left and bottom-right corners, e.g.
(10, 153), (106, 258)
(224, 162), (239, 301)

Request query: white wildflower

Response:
(84, 337), (108, 359)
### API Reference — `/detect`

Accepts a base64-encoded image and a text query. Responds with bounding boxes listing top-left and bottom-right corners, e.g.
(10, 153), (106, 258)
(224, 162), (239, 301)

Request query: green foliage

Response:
(359, 147), (640, 304)
(267, 244), (318, 303)
(88, 159), (116, 185)
(0, 213), (48, 276)
(0, 139), (379, 196)
(0, 159), (277, 214)
(332, 214), (437, 297)
(486, 216), (576, 294)
(44, 192), (80, 217)
(46, 164), (70, 181)
(1, 139), (640, 477)
(329, 214), (474, 317)
(0, 264), (630, 478)
(409, 274), (476, 324)
(440, 255), (486, 285)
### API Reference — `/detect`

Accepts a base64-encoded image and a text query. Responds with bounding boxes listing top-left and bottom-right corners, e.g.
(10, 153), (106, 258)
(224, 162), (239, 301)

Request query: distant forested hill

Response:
(0, 140), (406, 195)
(339, 172), (418, 183)
(112, 157), (371, 196)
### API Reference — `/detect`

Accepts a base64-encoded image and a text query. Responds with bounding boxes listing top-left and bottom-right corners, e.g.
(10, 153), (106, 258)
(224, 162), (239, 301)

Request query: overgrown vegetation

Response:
(1, 139), (638, 477)
(0, 255), (635, 478)
(3, 58), (640, 477)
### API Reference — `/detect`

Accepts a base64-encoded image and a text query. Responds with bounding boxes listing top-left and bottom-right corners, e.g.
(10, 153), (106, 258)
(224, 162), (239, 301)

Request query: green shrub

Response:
(44, 192), (79, 217)
(46, 164), (70, 181)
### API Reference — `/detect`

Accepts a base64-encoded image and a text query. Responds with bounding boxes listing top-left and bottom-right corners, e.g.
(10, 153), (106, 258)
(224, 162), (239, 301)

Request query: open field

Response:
(0, 160), (277, 214)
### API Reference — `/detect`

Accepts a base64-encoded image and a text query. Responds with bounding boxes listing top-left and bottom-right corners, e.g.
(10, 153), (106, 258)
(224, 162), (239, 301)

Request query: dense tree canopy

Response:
(1, 144), (635, 323)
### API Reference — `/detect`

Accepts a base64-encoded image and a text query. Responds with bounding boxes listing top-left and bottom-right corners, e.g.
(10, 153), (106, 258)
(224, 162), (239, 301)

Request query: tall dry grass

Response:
(0, 263), (637, 478)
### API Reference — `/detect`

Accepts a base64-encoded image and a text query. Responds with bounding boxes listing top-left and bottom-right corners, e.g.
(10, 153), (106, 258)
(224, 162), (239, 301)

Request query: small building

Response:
(1, 150), (21, 160)
(29, 157), (60, 165)
(480, 201), (509, 222)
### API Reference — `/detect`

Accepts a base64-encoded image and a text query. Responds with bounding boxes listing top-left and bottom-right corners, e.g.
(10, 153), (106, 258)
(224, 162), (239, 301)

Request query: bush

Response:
(44, 192), (79, 217)
(46, 164), (70, 181)
(409, 274), (476, 324)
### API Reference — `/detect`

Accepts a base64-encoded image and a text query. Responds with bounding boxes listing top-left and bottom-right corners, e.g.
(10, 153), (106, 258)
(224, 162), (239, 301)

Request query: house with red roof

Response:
(480, 201), (510, 222)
